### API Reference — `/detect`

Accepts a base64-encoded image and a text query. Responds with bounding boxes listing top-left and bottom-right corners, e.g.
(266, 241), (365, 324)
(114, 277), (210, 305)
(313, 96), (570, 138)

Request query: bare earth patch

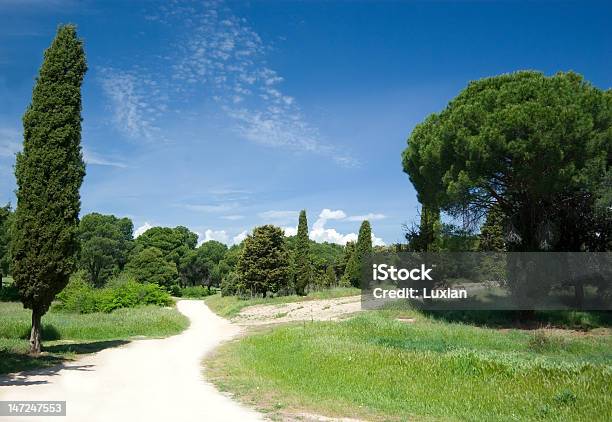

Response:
(232, 296), (362, 326)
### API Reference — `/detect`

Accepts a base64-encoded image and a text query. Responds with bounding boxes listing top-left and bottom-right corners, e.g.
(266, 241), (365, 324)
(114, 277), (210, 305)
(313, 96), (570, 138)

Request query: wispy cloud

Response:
(346, 213), (387, 222)
(83, 148), (128, 168)
(221, 215), (244, 220)
(145, 0), (357, 166)
(183, 203), (238, 213)
(98, 67), (167, 143)
(258, 210), (299, 223)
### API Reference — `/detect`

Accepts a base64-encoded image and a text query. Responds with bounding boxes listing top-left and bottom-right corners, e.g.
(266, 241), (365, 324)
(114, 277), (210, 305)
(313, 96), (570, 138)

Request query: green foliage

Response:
(237, 225), (289, 297)
(12, 25), (87, 322)
(180, 285), (217, 298)
(324, 265), (336, 288)
(405, 206), (442, 252)
(125, 247), (178, 288)
(478, 205), (507, 251)
(220, 271), (244, 297)
(78, 213), (133, 286)
(0, 204), (12, 276)
(341, 221), (372, 287)
(402, 71), (611, 252)
(134, 225), (197, 270)
(293, 210), (311, 295)
(54, 273), (172, 313)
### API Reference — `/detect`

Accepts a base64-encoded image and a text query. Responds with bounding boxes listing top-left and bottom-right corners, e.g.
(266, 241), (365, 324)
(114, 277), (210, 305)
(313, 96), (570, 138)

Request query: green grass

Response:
(206, 310), (612, 421)
(204, 287), (360, 318)
(0, 301), (189, 375)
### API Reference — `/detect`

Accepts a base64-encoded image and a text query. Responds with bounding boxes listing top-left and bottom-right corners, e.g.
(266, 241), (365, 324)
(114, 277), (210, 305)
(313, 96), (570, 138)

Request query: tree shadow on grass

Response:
(0, 339), (130, 386)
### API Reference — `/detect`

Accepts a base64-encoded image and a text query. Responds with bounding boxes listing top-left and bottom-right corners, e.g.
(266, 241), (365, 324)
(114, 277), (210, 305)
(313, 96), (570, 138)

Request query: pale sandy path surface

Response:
(233, 295), (362, 326)
(0, 300), (265, 422)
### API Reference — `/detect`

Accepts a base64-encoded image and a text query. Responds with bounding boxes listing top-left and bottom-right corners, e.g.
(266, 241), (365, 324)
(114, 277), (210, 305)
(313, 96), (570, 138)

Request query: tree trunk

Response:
(30, 308), (42, 355)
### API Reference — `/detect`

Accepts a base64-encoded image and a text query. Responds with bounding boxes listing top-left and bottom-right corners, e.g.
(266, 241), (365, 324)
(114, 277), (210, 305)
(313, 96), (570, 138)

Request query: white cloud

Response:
(233, 230), (249, 244)
(221, 215), (244, 220)
(346, 213), (387, 222)
(83, 149), (128, 168)
(313, 208), (347, 230)
(310, 227), (358, 245)
(282, 226), (297, 237)
(201, 229), (229, 245)
(134, 222), (153, 238)
(258, 210), (299, 222)
(372, 234), (386, 247)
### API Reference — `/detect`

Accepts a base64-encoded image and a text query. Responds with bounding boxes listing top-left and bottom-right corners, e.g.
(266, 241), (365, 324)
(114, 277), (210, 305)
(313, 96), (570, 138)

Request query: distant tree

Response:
(0, 204), (13, 279)
(325, 265), (336, 288)
(404, 206), (441, 252)
(11, 25), (87, 354)
(478, 206), (506, 252)
(237, 225), (289, 297)
(293, 210), (311, 295)
(341, 221), (372, 287)
(126, 247), (178, 289)
(338, 241), (355, 282)
(78, 213), (133, 286)
(135, 225), (198, 272)
(179, 240), (228, 289)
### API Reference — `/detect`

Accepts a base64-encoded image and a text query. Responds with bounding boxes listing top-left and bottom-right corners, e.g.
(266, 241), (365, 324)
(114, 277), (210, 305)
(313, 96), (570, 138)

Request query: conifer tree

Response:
(341, 221), (372, 287)
(294, 210), (311, 295)
(12, 25), (87, 354)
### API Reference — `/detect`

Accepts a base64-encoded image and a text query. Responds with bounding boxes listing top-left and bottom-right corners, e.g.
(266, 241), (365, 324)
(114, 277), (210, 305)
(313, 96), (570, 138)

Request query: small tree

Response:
(237, 225), (289, 297)
(0, 204), (13, 280)
(341, 221), (372, 287)
(294, 210), (311, 295)
(12, 25), (87, 354)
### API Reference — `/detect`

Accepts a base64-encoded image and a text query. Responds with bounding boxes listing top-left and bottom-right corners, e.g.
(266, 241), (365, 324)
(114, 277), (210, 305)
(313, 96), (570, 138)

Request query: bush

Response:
(55, 273), (172, 313)
(181, 286), (217, 298)
(221, 271), (243, 296)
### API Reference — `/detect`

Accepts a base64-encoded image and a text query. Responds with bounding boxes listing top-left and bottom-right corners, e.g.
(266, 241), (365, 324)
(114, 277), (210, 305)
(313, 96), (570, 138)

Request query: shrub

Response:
(221, 271), (243, 296)
(55, 273), (172, 313)
(181, 286), (217, 298)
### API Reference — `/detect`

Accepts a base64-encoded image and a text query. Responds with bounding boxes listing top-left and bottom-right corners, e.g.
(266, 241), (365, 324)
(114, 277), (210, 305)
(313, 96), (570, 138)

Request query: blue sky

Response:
(1, 0), (611, 246)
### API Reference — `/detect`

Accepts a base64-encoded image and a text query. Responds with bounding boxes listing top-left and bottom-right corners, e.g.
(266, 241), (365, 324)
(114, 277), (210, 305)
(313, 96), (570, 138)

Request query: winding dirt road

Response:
(0, 300), (264, 422)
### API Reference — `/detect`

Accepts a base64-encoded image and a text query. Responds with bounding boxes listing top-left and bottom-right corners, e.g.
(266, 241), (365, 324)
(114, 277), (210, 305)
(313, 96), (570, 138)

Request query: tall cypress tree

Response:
(294, 209), (311, 295)
(341, 220), (372, 287)
(12, 25), (87, 354)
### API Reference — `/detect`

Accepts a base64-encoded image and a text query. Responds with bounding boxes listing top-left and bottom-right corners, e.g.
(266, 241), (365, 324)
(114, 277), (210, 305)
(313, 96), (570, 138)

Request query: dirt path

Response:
(233, 295), (362, 326)
(0, 300), (265, 422)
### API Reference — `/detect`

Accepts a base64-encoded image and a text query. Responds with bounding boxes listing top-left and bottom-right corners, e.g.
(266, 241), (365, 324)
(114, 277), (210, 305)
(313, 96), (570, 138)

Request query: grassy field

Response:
(0, 300), (189, 375)
(204, 287), (360, 318)
(206, 309), (612, 421)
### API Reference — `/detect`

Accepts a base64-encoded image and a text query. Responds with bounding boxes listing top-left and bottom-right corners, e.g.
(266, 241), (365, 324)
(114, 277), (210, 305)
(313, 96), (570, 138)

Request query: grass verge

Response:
(205, 310), (612, 421)
(0, 301), (189, 375)
(204, 287), (360, 318)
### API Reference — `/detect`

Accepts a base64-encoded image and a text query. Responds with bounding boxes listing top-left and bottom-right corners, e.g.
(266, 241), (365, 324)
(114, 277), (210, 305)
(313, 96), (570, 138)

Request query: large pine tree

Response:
(294, 210), (311, 295)
(12, 25), (87, 354)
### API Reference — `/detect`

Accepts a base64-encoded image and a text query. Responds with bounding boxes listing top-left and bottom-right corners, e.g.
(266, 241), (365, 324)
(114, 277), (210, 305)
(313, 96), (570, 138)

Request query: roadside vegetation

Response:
(207, 309), (612, 421)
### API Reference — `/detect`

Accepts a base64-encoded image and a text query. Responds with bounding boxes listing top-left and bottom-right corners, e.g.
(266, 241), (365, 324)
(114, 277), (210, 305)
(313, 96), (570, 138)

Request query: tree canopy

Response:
(402, 71), (611, 251)
(78, 213), (133, 286)
(126, 247), (178, 288)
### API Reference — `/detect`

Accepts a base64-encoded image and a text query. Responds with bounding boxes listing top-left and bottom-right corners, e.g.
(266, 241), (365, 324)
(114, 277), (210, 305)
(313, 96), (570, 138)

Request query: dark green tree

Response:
(237, 225), (289, 297)
(11, 25), (87, 354)
(478, 206), (506, 252)
(135, 225), (198, 273)
(293, 210), (311, 295)
(402, 71), (611, 252)
(78, 213), (133, 286)
(325, 265), (336, 288)
(179, 240), (227, 289)
(0, 204), (13, 280)
(125, 247), (178, 289)
(341, 221), (372, 287)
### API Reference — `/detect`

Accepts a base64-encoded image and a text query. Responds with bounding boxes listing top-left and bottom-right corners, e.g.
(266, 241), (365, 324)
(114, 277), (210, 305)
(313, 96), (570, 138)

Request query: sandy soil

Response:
(0, 300), (265, 422)
(233, 295), (362, 326)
